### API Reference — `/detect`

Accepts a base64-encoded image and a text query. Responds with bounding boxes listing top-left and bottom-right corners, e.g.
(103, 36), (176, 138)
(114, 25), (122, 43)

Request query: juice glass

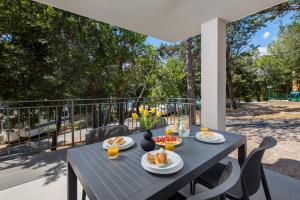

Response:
(165, 141), (175, 151)
(107, 144), (119, 159)
(201, 127), (209, 132)
(165, 129), (173, 136)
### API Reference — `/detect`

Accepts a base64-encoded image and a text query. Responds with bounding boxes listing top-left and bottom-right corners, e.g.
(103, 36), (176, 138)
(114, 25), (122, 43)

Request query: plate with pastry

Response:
(195, 131), (225, 144)
(141, 148), (183, 174)
(153, 135), (182, 146)
(103, 136), (134, 150)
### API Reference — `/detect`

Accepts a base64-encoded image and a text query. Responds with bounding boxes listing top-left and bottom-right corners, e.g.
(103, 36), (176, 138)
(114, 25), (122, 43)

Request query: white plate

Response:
(198, 132), (224, 140)
(195, 132), (225, 144)
(141, 150), (182, 171)
(102, 137), (134, 150)
(141, 157), (184, 174)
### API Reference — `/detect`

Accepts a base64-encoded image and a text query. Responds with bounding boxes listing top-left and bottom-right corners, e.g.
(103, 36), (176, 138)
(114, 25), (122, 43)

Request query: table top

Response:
(67, 126), (246, 200)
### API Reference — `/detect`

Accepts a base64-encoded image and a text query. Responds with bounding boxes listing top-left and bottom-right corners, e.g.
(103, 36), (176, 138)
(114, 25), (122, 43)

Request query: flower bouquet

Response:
(132, 105), (161, 151)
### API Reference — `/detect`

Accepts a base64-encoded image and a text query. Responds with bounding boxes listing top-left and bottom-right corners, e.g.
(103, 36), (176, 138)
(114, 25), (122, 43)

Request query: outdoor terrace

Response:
(1, 0), (299, 199)
(0, 98), (299, 200)
(0, 133), (300, 200)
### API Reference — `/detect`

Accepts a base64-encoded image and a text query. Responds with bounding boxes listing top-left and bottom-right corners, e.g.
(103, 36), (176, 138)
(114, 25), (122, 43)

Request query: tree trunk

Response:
(90, 75), (98, 128)
(131, 55), (157, 113)
(98, 104), (103, 127)
(256, 82), (261, 102)
(117, 62), (125, 125)
(117, 98), (125, 125)
(226, 56), (237, 109)
(51, 108), (62, 151)
(186, 38), (196, 124)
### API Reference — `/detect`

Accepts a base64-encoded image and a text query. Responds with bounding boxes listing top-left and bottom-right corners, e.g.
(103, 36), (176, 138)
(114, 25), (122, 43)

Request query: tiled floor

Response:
(0, 167), (299, 200)
(0, 148), (300, 200)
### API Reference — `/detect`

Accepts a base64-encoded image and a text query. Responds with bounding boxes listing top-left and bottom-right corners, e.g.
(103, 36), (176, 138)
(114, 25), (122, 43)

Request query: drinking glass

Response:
(182, 127), (190, 137)
(165, 141), (175, 151)
(201, 127), (208, 132)
(165, 129), (173, 136)
(107, 144), (119, 159)
(179, 120), (190, 137)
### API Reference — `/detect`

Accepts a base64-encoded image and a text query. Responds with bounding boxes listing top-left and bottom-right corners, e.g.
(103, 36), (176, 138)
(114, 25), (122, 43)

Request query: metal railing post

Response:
(71, 100), (75, 146)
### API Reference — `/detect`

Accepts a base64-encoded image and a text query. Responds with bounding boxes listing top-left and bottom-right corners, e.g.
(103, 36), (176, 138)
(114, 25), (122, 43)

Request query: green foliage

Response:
(232, 51), (263, 101)
(255, 20), (300, 95)
(0, 0), (298, 104)
(150, 57), (186, 98)
(0, 0), (150, 101)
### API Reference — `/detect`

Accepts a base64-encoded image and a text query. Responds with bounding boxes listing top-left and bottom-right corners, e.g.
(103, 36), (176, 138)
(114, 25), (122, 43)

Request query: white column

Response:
(201, 18), (226, 130)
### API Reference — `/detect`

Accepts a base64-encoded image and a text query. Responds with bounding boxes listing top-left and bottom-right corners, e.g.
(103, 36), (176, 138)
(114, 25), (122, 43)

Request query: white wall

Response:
(201, 18), (226, 130)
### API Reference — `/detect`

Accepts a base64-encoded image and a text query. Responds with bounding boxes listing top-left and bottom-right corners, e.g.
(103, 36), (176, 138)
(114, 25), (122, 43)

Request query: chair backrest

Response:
(153, 118), (167, 129)
(85, 125), (130, 145)
(240, 136), (277, 196)
(105, 125), (130, 138)
(85, 127), (107, 144)
(188, 160), (241, 200)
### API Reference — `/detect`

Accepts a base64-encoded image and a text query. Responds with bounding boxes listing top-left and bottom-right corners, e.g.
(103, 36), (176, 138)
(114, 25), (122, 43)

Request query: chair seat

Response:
(196, 157), (243, 200)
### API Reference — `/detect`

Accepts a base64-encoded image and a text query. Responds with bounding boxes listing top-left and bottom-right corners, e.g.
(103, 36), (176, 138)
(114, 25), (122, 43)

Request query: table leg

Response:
(68, 162), (77, 200)
(238, 142), (247, 166)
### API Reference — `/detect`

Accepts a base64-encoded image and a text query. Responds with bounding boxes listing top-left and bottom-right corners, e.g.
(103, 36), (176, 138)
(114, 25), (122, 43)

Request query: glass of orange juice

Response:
(107, 144), (119, 159)
(201, 127), (208, 132)
(165, 141), (175, 151)
(165, 129), (173, 136)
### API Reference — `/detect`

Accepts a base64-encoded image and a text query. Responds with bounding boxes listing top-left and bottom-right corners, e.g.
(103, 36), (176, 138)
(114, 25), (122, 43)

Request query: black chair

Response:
(85, 125), (130, 144)
(105, 125), (130, 138)
(83, 125), (130, 200)
(192, 136), (277, 200)
(153, 117), (168, 129)
(170, 160), (241, 200)
(85, 127), (107, 144)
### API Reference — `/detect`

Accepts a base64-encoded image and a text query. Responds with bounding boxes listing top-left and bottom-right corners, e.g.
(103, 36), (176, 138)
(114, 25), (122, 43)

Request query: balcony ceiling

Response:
(33, 0), (285, 42)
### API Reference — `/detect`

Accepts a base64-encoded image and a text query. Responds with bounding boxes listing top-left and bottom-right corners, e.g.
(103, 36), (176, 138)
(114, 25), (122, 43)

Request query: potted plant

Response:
(132, 105), (161, 151)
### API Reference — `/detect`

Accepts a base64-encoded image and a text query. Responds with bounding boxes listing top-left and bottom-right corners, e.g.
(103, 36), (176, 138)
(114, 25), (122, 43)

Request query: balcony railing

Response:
(0, 97), (200, 160)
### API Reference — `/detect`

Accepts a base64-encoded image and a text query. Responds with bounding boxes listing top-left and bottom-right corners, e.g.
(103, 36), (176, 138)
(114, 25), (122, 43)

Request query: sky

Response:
(146, 11), (296, 56)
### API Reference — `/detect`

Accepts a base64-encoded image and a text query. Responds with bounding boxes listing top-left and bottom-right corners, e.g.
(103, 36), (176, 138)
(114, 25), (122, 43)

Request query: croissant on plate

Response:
(201, 132), (214, 138)
(107, 138), (114, 145)
(114, 137), (125, 145)
(147, 153), (156, 164)
(107, 137), (125, 145)
(155, 152), (168, 166)
(147, 149), (168, 166)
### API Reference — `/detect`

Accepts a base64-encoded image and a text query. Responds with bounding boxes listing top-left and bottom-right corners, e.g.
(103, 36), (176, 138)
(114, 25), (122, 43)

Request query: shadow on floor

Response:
(264, 158), (300, 180)
(226, 102), (300, 118)
(227, 119), (300, 144)
(0, 149), (67, 190)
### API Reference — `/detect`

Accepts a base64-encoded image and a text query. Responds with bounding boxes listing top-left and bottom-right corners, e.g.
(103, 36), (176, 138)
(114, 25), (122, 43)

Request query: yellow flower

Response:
(139, 105), (144, 113)
(165, 129), (173, 136)
(151, 107), (156, 113)
(132, 113), (138, 120)
(156, 111), (161, 118)
(143, 109), (149, 117)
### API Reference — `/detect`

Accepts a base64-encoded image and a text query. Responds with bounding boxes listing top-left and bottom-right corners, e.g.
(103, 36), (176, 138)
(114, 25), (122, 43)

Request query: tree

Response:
(231, 50), (263, 101)
(255, 20), (300, 96)
(0, 0), (151, 148)
(150, 57), (186, 98)
(226, 1), (300, 108)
